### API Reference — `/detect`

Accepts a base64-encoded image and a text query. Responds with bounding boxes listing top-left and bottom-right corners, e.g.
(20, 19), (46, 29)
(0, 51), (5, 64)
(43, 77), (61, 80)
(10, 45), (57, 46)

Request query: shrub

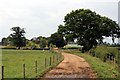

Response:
(89, 49), (96, 57)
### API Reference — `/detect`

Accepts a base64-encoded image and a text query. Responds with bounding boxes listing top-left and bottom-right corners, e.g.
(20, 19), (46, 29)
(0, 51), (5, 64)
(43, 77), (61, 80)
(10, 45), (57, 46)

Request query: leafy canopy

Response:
(10, 26), (26, 49)
(48, 32), (66, 48)
(58, 9), (120, 52)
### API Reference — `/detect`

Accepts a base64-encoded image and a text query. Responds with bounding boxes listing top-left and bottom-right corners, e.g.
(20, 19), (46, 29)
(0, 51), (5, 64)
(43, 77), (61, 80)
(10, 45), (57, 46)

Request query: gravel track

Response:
(41, 52), (96, 79)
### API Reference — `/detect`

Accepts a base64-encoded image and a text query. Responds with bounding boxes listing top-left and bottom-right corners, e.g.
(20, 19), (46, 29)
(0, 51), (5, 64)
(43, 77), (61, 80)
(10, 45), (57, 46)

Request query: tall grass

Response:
(89, 46), (119, 63)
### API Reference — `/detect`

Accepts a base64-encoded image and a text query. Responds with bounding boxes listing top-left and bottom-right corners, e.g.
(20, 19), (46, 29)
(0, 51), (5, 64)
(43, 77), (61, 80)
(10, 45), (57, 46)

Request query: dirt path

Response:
(42, 52), (96, 78)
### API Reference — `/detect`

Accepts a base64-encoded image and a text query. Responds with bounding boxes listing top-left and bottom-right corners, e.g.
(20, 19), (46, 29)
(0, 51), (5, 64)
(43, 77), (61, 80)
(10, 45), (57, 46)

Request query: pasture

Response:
(2, 49), (63, 78)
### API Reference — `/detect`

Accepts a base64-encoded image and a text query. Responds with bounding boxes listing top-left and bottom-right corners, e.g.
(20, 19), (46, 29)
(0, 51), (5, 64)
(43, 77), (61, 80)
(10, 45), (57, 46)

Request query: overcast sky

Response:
(0, 0), (119, 43)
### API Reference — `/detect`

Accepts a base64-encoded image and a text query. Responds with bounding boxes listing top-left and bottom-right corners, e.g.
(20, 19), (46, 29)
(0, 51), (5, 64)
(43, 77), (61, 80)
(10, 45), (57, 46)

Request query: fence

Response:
(1, 53), (63, 79)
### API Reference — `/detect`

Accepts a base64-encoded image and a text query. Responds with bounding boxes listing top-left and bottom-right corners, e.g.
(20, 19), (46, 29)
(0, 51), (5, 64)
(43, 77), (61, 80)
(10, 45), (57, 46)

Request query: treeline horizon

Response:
(1, 9), (120, 52)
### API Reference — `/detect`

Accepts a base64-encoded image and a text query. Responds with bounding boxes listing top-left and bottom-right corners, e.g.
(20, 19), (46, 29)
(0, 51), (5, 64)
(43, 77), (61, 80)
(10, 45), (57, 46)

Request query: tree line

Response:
(1, 9), (120, 51)
(1, 27), (66, 49)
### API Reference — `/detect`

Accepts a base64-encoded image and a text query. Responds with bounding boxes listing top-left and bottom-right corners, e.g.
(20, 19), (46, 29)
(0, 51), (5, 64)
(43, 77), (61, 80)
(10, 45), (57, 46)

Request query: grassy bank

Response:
(63, 49), (118, 78)
(2, 49), (63, 78)
(89, 46), (119, 63)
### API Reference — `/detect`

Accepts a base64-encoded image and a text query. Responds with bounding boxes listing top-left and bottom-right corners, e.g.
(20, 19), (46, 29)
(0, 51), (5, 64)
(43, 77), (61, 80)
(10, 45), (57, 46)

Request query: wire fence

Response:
(1, 52), (63, 79)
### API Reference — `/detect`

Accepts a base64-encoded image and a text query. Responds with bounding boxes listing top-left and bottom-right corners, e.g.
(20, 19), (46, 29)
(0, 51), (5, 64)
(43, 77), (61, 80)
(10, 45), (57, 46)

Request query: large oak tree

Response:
(58, 9), (120, 52)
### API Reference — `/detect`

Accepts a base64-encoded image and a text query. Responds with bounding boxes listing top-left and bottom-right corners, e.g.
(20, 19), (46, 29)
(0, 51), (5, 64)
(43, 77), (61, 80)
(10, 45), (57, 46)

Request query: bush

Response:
(89, 49), (96, 57)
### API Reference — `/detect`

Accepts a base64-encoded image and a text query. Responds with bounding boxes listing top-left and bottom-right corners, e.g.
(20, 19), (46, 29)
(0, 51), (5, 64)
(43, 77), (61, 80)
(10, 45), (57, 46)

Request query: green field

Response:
(2, 49), (63, 78)
(63, 48), (119, 78)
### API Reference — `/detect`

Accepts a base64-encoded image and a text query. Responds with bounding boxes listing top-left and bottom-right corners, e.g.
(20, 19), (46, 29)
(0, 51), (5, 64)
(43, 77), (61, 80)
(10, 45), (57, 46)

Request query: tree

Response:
(58, 9), (120, 52)
(1, 38), (8, 46)
(26, 40), (39, 49)
(39, 37), (47, 48)
(1, 36), (13, 46)
(37, 36), (48, 48)
(48, 32), (66, 48)
(10, 26), (26, 49)
(31, 37), (40, 44)
(30, 36), (49, 48)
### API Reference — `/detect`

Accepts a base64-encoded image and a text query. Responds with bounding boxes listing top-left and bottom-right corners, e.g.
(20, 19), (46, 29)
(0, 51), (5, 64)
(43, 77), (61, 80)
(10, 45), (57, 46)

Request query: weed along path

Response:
(41, 52), (96, 78)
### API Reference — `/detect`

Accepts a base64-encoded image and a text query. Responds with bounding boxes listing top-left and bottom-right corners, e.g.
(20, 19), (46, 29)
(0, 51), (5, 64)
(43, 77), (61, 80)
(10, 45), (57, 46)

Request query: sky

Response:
(0, 0), (119, 43)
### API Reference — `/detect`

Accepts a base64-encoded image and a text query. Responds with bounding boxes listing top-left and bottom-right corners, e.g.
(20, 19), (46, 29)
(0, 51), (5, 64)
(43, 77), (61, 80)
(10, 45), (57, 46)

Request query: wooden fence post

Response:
(2, 66), (4, 80)
(45, 58), (46, 68)
(35, 60), (37, 74)
(23, 64), (25, 79)
(50, 57), (51, 66)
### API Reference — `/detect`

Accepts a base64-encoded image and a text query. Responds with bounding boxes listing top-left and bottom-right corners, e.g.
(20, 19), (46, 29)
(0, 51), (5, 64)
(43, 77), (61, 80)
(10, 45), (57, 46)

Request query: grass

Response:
(63, 49), (119, 78)
(89, 46), (119, 63)
(2, 49), (63, 78)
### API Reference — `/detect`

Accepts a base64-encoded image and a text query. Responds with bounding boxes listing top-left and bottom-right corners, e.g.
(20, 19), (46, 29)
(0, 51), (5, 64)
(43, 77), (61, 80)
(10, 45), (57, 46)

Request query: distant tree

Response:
(31, 37), (40, 44)
(10, 26), (26, 49)
(58, 9), (120, 52)
(1, 38), (8, 46)
(1, 36), (13, 46)
(48, 32), (66, 48)
(26, 39), (39, 49)
(39, 37), (47, 48)
(30, 36), (48, 48)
